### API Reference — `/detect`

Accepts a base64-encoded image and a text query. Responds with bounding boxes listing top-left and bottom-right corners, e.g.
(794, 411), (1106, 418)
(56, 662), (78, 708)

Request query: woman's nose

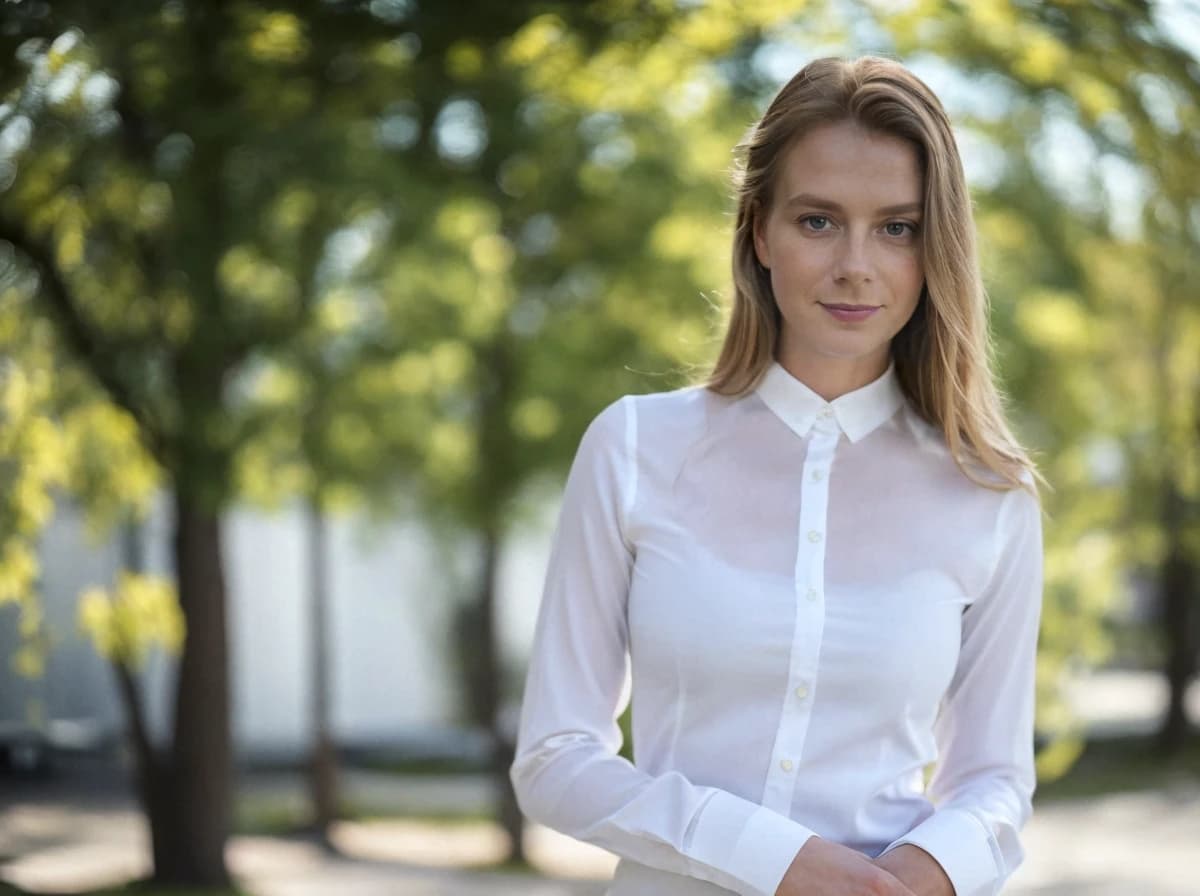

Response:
(832, 232), (873, 284)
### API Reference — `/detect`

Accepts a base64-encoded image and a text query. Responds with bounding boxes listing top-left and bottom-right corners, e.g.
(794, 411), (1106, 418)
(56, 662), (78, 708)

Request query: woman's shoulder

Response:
(891, 403), (1041, 506)
(625, 379), (710, 412)
(582, 377), (709, 422)
(580, 380), (709, 449)
(576, 381), (717, 470)
(626, 380), (724, 438)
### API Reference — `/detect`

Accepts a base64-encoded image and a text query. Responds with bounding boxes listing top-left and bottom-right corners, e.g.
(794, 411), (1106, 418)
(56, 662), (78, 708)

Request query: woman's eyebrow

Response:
(783, 193), (923, 215)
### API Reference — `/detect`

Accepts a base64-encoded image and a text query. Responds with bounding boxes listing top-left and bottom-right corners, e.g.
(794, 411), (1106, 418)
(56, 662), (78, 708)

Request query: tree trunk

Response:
(1158, 545), (1197, 754)
(1157, 483), (1197, 755)
(111, 519), (170, 882)
(307, 499), (340, 847)
(459, 527), (526, 864)
(464, 336), (527, 863)
(492, 720), (524, 865)
(149, 492), (233, 886)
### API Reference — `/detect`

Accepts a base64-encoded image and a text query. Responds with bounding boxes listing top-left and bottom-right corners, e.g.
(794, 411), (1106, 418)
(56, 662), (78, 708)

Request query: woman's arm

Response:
(873, 844), (953, 896)
(873, 482), (1044, 896)
(510, 397), (816, 896)
(781, 837), (919, 896)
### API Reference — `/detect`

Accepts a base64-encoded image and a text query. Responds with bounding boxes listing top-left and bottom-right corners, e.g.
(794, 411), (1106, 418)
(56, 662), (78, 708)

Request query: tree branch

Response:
(112, 656), (162, 779)
(0, 216), (167, 465)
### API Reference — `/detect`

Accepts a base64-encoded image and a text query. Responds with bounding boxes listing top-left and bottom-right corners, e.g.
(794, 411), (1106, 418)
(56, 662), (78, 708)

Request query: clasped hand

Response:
(774, 837), (954, 896)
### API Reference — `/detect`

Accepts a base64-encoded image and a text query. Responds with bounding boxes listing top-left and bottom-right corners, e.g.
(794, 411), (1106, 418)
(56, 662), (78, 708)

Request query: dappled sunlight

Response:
(0, 0), (1197, 892)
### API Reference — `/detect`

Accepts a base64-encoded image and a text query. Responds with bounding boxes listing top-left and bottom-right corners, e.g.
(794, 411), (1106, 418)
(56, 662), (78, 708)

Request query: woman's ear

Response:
(753, 206), (771, 270)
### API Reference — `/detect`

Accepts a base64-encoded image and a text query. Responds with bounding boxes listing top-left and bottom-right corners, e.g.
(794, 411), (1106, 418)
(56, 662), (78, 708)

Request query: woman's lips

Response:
(821, 303), (880, 322)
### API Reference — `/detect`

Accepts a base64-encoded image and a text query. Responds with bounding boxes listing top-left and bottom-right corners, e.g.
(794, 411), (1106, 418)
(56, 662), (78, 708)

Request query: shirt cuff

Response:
(879, 807), (999, 896)
(688, 791), (816, 896)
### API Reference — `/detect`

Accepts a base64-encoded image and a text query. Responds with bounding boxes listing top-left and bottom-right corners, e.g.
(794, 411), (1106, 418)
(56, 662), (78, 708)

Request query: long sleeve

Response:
(509, 396), (815, 896)
(878, 482), (1044, 895)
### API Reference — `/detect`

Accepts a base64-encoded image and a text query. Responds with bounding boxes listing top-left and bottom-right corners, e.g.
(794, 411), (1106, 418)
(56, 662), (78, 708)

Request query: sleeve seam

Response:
(978, 486), (1021, 606)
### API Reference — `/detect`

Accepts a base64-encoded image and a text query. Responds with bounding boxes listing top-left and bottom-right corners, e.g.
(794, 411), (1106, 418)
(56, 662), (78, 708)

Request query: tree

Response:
(378, 1), (811, 861)
(5, 4), (1195, 885)
(0, 264), (70, 686)
(870, 0), (1200, 755)
(0, 1), (450, 882)
(1, 0), (789, 874)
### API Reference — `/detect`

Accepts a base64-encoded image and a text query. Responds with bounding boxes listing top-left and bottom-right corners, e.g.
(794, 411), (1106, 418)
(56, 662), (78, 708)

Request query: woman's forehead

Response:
(775, 121), (924, 210)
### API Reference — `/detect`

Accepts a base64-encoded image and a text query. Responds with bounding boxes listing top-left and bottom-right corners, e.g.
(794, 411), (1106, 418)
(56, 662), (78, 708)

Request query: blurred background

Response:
(0, 1), (1198, 894)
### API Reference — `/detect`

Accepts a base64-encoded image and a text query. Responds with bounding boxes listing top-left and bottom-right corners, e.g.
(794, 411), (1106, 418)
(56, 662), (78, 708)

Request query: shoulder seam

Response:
(619, 395), (639, 553)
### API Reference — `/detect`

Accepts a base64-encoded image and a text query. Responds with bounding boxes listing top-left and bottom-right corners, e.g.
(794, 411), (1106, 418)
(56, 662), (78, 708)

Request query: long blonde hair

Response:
(707, 55), (1041, 495)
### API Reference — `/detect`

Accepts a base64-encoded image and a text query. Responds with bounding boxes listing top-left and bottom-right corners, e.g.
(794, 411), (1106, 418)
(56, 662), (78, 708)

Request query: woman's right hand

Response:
(775, 837), (918, 896)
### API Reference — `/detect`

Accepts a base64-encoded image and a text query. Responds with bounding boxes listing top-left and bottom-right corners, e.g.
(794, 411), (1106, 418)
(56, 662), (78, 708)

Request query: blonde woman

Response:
(510, 55), (1044, 896)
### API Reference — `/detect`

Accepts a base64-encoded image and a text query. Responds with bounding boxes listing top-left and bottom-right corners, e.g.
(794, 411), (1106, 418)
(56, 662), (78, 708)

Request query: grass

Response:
(488, 856), (539, 875)
(6, 737), (1196, 896)
(1034, 732), (1200, 801)
(233, 794), (492, 838)
(312, 737), (1200, 808)
(354, 755), (487, 776)
(235, 737), (1200, 832)
(0, 883), (250, 896)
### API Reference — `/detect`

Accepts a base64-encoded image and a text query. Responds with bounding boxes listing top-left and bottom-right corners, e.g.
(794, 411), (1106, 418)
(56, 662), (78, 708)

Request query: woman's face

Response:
(753, 119), (926, 387)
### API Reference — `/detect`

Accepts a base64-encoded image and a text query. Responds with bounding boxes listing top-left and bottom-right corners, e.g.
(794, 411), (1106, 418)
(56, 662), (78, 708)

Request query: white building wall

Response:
(0, 485), (560, 761)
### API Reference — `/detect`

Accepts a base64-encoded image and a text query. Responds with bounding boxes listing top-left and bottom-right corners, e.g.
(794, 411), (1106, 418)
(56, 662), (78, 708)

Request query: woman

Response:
(509, 55), (1044, 896)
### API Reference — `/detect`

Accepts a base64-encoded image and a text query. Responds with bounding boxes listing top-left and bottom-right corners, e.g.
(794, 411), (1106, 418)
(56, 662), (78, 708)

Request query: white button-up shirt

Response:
(510, 359), (1044, 896)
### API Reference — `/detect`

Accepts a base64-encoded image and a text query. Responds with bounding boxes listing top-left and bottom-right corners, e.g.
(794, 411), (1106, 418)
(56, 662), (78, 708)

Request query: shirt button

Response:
(795, 683), (810, 699)
(780, 759), (794, 772)
(819, 407), (834, 419)
(807, 530), (822, 543)
(806, 588), (818, 601)
(811, 469), (825, 482)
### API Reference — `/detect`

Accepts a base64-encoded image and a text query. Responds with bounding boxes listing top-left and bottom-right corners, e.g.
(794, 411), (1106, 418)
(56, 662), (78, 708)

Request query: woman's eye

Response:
(885, 221), (915, 237)
(801, 215), (830, 230)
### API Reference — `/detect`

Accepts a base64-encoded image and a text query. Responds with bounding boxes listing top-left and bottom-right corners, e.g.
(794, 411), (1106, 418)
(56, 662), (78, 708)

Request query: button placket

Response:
(763, 420), (839, 815)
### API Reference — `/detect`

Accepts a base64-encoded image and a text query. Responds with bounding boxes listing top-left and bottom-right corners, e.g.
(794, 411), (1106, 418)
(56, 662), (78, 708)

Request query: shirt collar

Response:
(754, 358), (906, 443)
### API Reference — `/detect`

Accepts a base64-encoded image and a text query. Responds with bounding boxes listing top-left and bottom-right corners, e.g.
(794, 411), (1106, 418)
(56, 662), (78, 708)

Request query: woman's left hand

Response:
(872, 844), (955, 896)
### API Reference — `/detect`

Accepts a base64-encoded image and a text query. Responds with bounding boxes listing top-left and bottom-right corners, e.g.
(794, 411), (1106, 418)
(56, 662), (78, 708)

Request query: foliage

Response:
(78, 571), (183, 666)
(0, 251), (157, 678)
(870, 0), (1200, 769)
(0, 0), (1197, 838)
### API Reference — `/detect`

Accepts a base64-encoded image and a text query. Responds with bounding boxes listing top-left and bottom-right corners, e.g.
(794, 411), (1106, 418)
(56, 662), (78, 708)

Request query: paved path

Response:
(2, 670), (1197, 894)
(2, 783), (1198, 895)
